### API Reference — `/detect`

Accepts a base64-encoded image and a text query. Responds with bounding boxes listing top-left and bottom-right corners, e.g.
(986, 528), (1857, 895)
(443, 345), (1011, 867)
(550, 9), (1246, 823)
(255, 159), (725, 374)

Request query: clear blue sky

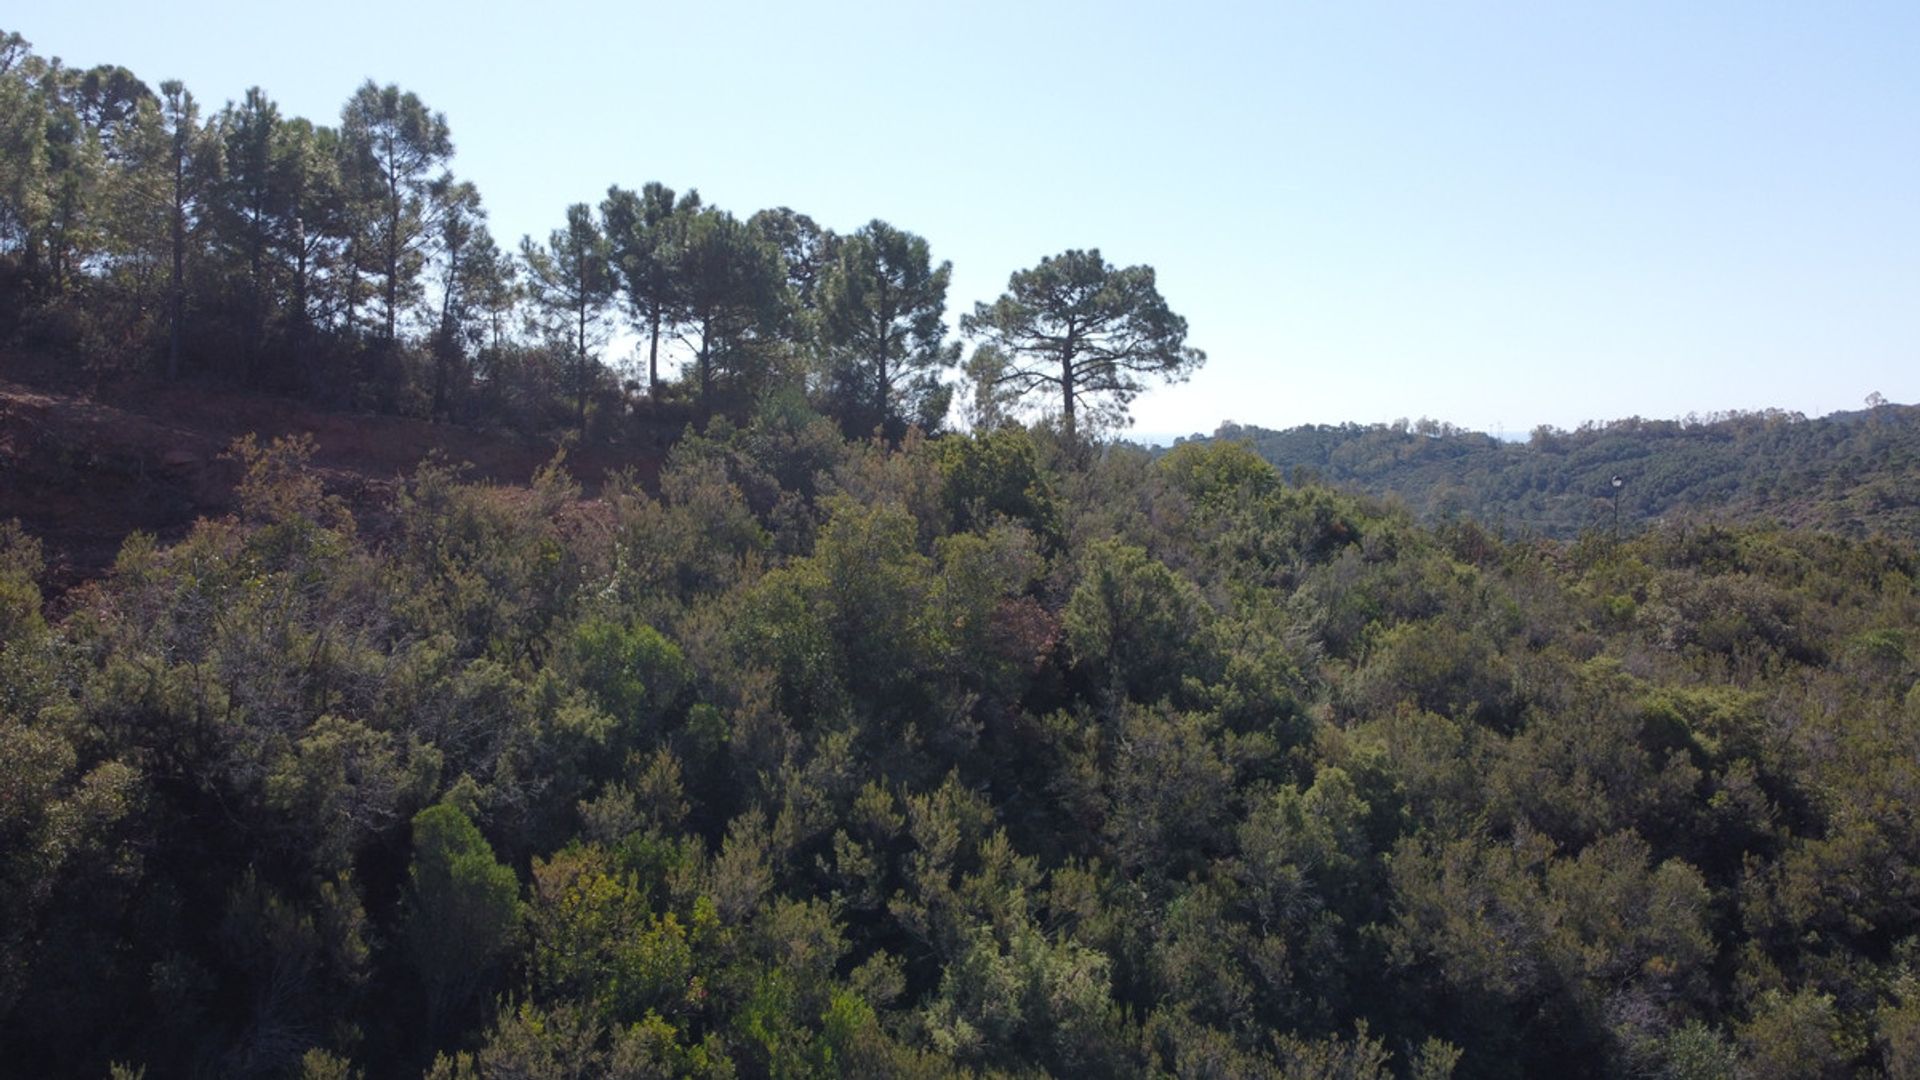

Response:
(18, 1), (1918, 437)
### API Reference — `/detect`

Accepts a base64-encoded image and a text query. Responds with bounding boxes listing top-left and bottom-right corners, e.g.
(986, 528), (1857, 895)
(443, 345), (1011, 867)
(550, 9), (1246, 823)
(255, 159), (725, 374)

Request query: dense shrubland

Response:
(3, 418), (1917, 1078)
(1206, 405), (1920, 540)
(7, 23), (1919, 1080)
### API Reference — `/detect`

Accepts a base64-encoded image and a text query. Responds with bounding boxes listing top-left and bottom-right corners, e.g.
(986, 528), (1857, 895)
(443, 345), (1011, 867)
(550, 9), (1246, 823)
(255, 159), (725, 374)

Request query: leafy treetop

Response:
(962, 248), (1204, 442)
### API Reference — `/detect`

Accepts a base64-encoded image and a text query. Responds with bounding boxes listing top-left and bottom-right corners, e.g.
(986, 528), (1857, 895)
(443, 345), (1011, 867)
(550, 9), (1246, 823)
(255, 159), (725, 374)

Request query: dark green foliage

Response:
(567, 617), (690, 748)
(817, 219), (958, 440)
(962, 248), (1205, 441)
(1064, 540), (1215, 705)
(521, 202), (615, 428)
(405, 803), (523, 1037)
(938, 423), (1060, 543)
(0, 35), (888, 436)
(5, 36), (1920, 1078)
(5, 417), (1919, 1076)
(339, 81), (452, 345)
(677, 206), (789, 419)
(604, 180), (701, 400)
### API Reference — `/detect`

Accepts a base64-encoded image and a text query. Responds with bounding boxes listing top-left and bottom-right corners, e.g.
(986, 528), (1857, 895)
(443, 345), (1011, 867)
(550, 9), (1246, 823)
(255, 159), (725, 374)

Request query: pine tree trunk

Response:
(576, 299), (588, 429)
(1061, 356), (1077, 443)
(434, 244), (458, 420)
(698, 335), (712, 424)
(167, 150), (185, 381)
(647, 310), (661, 399)
(384, 139), (401, 341)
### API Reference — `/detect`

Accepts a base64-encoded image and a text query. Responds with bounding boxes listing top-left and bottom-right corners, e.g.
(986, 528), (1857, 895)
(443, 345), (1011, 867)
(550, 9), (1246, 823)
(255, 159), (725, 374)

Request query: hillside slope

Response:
(1191, 405), (1920, 538)
(4, 426), (1918, 1077)
(0, 366), (664, 589)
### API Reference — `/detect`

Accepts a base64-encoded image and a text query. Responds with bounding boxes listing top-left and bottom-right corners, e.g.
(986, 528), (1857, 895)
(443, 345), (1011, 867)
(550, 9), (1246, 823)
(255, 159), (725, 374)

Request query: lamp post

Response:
(1611, 475), (1624, 539)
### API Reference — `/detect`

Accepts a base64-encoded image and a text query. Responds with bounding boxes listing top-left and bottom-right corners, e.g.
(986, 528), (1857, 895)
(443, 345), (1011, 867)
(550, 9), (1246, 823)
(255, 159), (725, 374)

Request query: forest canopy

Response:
(3, 420), (1918, 1077)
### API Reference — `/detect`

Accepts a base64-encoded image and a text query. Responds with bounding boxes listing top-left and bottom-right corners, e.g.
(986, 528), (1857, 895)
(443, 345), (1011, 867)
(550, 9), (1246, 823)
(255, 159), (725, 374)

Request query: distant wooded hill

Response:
(1182, 404), (1920, 538)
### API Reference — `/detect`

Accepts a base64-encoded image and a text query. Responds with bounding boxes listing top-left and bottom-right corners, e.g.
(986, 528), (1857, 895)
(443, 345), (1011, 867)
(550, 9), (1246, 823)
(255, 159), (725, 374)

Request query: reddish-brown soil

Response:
(0, 364), (667, 592)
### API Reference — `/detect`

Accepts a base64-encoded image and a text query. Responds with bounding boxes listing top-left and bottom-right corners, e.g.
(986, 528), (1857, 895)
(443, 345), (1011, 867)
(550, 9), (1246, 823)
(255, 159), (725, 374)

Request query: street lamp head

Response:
(1611, 475), (1624, 489)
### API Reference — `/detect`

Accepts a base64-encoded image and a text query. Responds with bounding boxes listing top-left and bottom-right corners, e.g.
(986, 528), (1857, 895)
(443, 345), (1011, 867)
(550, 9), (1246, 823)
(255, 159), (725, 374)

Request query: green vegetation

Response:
(3, 424), (1918, 1077)
(6, 25), (1920, 1080)
(964, 250), (1204, 444)
(0, 31), (1194, 443)
(1198, 404), (1920, 539)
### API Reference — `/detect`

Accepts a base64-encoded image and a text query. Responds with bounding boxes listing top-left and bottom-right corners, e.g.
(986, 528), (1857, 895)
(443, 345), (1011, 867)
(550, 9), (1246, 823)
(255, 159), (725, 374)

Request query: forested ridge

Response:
(7, 27), (1920, 1080)
(6, 421), (1920, 1077)
(0, 30), (1196, 444)
(1194, 404), (1920, 541)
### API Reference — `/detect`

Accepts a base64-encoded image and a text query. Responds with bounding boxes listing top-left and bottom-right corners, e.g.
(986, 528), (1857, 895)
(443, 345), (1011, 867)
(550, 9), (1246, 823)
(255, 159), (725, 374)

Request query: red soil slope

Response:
(0, 368), (665, 591)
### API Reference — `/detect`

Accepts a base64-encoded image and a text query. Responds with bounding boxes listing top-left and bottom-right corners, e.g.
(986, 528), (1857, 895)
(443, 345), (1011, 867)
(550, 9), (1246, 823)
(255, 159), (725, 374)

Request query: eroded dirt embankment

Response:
(0, 370), (663, 593)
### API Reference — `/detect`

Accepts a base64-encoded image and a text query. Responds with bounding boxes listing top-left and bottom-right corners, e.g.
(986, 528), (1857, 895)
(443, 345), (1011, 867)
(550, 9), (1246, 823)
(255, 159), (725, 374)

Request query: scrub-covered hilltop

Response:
(1200, 403), (1920, 539)
(4, 422), (1916, 1077)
